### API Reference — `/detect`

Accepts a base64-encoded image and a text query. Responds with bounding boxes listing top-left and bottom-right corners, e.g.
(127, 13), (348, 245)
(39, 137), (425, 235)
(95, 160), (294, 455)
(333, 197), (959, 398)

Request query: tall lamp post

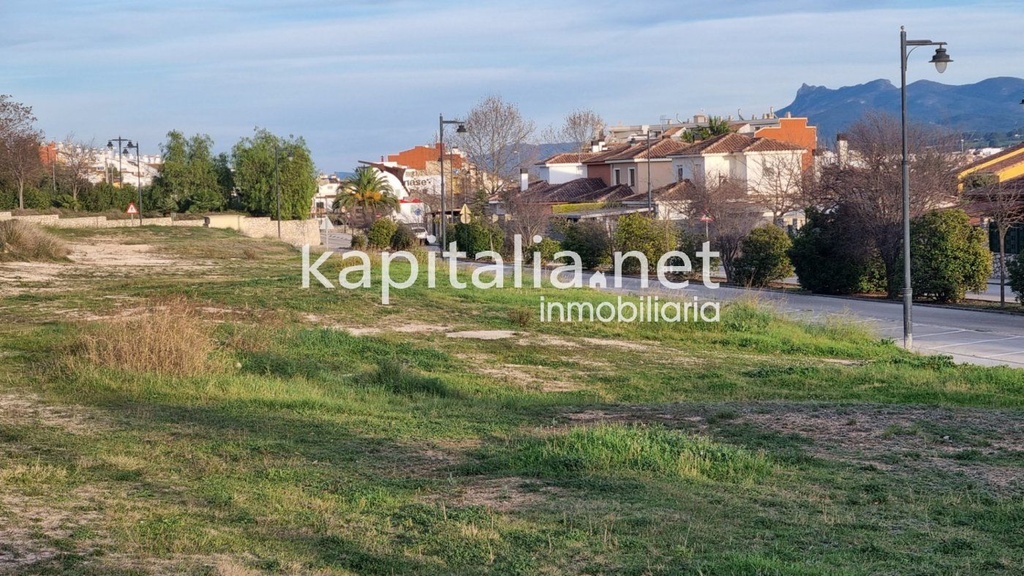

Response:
(438, 114), (466, 250)
(107, 136), (132, 188)
(123, 141), (143, 224)
(645, 126), (654, 215)
(900, 26), (951, 350)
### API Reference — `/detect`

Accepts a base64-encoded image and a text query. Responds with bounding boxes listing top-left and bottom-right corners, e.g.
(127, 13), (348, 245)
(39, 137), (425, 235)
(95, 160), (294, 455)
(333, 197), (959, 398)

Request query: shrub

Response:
(909, 209), (992, 303)
(366, 218), (398, 249)
(453, 220), (504, 258)
(389, 224), (416, 250)
(0, 220), (70, 262)
(75, 296), (216, 377)
(613, 213), (676, 275)
(559, 220), (611, 270)
(789, 208), (885, 294)
(531, 237), (561, 264)
(731, 225), (794, 287)
(350, 233), (367, 250)
(1004, 251), (1024, 305)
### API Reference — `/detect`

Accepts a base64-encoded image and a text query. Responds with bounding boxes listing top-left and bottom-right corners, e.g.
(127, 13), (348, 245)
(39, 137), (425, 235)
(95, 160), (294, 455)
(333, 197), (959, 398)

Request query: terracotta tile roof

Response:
(539, 152), (596, 165)
(668, 133), (804, 156)
(582, 144), (631, 164)
(605, 139), (691, 162)
(519, 178), (635, 204)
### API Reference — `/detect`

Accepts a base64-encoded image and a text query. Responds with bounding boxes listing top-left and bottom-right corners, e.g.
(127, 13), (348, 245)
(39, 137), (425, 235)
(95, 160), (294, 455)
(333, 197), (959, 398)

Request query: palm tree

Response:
(334, 166), (399, 226)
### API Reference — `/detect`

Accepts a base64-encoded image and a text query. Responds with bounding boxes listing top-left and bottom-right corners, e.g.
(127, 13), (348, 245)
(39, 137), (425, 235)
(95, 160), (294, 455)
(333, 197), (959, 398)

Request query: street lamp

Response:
(107, 136), (131, 188)
(123, 141), (143, 224)
(900, 26), (951, 350)
(645, 127), (654, 215)
(438, 114), (466, 250)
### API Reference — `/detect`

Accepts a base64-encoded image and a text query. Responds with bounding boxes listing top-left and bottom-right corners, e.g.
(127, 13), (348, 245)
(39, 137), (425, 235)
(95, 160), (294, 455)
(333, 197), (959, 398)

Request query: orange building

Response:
(39, 142), (58, 165)
(753, 117), (817, 170)
(387, 143), (465, 172)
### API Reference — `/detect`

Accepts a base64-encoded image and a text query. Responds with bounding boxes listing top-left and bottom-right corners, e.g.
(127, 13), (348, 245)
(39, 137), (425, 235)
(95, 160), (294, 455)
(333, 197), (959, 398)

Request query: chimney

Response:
(520, 169), (529, 192)
(836, 133), (849, 168)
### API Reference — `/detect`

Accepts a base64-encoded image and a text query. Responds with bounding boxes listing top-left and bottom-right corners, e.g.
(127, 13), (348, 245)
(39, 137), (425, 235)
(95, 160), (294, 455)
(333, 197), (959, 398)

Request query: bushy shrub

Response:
(0, 220), (70, 262)
(731, 225), (794, 287)
(909, 209), (992, 303)
(453, 220), (504, 258)
(559, 220), (611, 270)
(1008, 252), (1024, 305)
(390, 224), (416, 250)
(531, 237), (561, 264)
(612, 213), (676, 275)
(789, 208), (885, 294)
(350, 233), (367, 250)
(367, 218), (398, 249)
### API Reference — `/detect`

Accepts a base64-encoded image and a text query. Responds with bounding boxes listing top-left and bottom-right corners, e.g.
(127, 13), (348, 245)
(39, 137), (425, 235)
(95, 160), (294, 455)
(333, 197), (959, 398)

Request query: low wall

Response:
(4, 212), (321, 246)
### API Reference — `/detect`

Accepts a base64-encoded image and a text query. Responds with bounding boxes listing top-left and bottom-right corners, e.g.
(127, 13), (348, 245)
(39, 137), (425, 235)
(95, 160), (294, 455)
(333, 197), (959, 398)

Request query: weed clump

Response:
(478, 424), (772, 483)
(76, 296), (217, 377)
(0, 220), (70, 262)
(364, 356), (456, 397)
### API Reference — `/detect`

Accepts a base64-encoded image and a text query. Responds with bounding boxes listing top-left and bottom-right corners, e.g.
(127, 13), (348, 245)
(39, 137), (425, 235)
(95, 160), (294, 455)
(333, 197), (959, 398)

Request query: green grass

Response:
(1, 226), (1023, 575)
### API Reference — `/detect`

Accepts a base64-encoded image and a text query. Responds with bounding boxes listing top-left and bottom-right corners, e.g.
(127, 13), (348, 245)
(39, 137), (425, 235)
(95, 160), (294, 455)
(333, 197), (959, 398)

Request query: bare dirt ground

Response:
(562, 402), (1024, 493)
(0, 240), (211, 298)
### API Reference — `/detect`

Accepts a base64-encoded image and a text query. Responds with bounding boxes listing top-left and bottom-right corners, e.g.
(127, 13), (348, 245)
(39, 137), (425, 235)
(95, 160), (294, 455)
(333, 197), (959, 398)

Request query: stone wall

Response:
(1, 212), (320, 246)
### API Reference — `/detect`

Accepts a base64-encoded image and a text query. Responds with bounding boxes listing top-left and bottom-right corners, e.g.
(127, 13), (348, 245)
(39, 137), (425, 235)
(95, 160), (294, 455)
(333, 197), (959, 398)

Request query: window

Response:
(677, 167), (684, 182)
(614, 169), (621, 185)
(628, 168), (636, 187)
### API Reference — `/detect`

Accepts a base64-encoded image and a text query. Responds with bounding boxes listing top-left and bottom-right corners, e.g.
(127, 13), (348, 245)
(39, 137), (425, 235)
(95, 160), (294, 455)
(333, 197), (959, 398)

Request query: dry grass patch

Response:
(74, 296), (219, 377)
(0, 220), (69, 262)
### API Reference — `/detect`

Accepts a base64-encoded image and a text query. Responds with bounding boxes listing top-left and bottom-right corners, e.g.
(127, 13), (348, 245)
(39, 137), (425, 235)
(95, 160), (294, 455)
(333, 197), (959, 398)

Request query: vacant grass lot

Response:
(1, 226), (1022, 575)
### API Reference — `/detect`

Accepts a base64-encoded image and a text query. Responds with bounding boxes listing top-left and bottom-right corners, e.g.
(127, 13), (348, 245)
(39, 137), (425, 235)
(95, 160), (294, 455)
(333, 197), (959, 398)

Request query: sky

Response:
(3, 0), (1023, 172)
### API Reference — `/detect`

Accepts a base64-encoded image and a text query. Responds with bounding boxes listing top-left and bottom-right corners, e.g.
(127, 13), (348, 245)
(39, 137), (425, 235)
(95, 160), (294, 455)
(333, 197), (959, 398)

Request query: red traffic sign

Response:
(699, 214), (713, 223)
(126, 202), (139, 215)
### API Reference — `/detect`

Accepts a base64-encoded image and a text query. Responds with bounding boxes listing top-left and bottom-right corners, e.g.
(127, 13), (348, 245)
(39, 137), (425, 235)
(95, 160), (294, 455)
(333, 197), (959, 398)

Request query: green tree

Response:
(789, 208), (885, 295)
(152, 131), (225, 213)
(682, 116), (732, 143)
(731, 225), (794, 287)
(334, 166), (399, 226)
(613, 213), (676, 274)
(559, 220), (611, 270)
(909, 209), (992, 303)
(232, 128), (317, 220)
(453, 220), (504, 258)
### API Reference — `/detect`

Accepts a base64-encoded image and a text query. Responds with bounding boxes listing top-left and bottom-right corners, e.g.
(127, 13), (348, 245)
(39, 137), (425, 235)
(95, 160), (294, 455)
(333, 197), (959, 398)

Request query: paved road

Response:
(614, 277), (1024, 368)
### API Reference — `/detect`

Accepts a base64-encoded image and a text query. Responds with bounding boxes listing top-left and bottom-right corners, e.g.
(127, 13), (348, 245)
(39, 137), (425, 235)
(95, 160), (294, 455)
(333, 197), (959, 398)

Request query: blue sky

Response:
(3, 0), (1022, 172)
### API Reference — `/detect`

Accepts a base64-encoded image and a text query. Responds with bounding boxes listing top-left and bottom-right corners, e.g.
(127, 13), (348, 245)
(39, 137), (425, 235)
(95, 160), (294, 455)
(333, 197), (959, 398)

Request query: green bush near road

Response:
(910, 209), (992, 303)
(731, 224), (794, 287)
(367, 217), (398, 249)
(1008, 251), (1024, 304)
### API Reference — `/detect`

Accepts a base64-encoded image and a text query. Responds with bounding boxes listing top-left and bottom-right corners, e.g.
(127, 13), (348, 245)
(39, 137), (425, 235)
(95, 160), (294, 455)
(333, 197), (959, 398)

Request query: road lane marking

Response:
(983, 349), (1024, 358)
(912, 329), (968, 338)
(928, 336), (1021, 350)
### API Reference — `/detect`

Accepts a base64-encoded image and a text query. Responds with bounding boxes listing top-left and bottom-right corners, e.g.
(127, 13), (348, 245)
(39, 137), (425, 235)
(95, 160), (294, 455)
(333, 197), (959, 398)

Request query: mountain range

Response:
(776, 76), (1024, 146)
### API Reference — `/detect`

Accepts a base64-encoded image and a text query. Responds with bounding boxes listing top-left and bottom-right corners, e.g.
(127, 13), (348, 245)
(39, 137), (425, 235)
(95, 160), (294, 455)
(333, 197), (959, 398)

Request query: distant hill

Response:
(777, 77), (1024, 146)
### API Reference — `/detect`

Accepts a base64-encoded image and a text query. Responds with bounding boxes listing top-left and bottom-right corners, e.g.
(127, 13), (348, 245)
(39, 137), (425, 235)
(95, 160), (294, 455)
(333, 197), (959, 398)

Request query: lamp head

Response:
(456, 124), (467, 133)
(929, 44), (952, 73)
(106, 141), (113, 149)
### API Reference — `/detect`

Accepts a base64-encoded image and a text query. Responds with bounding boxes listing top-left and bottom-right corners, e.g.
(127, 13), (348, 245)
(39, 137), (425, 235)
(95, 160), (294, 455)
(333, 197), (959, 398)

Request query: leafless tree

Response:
(965, 176), (1024, 306)
(680, 176), (764, 281)
(502, 195), (552, 244)
(543, 108), (604, 152)
(748, 152), (812, 226)
(812, 112), (959, 298)
(0, 95), (44, 209)
(454, 95), (535, 198)
(57, 135), (98, 203)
